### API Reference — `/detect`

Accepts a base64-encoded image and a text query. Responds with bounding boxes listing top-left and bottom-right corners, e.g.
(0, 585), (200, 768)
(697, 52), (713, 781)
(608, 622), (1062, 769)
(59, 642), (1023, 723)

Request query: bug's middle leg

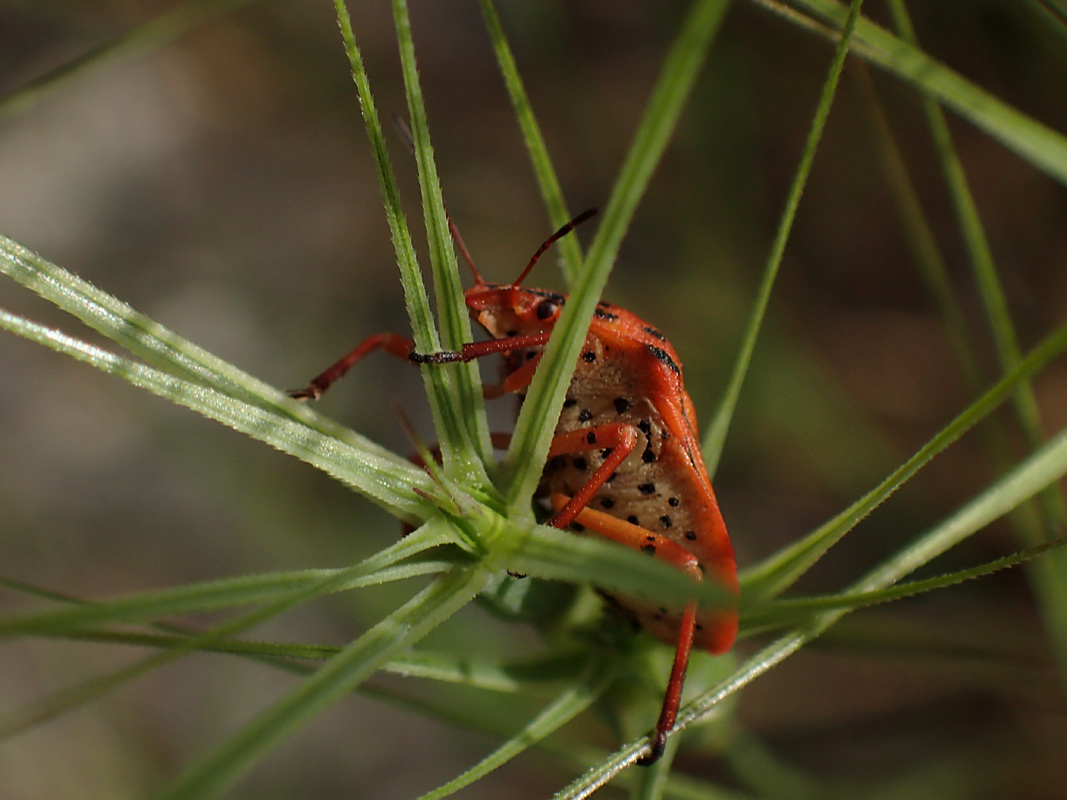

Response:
(541, 423), (639, 530)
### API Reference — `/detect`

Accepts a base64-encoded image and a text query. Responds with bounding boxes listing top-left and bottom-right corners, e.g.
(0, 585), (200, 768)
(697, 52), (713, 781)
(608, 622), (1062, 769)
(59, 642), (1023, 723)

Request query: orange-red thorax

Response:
(465, 282), (739, 654)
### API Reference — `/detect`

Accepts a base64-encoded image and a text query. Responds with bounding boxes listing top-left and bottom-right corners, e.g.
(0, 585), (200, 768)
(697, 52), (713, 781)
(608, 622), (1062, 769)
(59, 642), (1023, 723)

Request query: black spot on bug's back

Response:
(642, 449), (656, 463)
(643, 325), (666, 341)
(668, 497), (680, 507)
(685, 530), (697, 541)
(578, 408), (593, 423)
(627, 515), (639, 524)
(660, 515), (672, 528)
(646, 344), (680, 374)
(614, 397), (630, 414)
(600, 498), (615, 510)
(563, 397), (577, 408)
(586, 431), (597, 444)
(638, 482), (656, 495)
(582, 351), (596, 363)
(594, 307), (619, 321)
(638, 419), (652, 435)
(573, 457), (588, 471)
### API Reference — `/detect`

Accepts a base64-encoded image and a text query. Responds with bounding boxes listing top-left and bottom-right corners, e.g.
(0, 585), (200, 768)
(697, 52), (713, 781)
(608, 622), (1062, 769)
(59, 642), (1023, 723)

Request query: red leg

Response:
(289, 332), (414, 400)
(547, 496), (704, 765)
(542, 424), (638, 530)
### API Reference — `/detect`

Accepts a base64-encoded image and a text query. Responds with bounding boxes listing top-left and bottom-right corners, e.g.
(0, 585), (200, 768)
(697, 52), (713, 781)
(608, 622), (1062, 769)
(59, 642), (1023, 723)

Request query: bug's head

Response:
(465, 284), (565, 339)
(459, 208), (595, 339)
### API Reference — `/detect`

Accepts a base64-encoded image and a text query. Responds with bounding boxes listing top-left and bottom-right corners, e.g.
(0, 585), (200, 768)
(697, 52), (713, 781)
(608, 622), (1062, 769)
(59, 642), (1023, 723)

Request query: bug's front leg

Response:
(289, 332), (416, 400)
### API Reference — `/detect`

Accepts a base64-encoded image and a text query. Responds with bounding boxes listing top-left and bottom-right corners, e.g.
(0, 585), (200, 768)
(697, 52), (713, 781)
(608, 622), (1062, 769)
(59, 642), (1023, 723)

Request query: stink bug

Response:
(291, 211), (738, 764)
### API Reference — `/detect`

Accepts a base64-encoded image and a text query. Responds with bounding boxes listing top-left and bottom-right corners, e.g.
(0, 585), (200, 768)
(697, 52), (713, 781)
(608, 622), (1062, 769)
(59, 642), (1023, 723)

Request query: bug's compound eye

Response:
(535, 298), (559, 320)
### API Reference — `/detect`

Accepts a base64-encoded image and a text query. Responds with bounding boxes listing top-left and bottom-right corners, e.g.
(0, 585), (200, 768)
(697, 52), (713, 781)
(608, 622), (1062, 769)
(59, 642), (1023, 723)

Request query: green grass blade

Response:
(888, 0), (1067, 517)
(416, 656), (614, 800)
(503, 0), (734, 510)
(1, 523), (453, 738)
(887, 0), (1067, 684)
(855, 64), (983, 388)
(477, 0), (584, 285)
(675, 416), (1067, 748)
(701, 0), (864, 473)
(0, 523), (455, 637)
(0, 307), (436, 522)
(0, 234), (405, 467)
(509, 524), (734, 612)
(390, 0), (492, 471)
(743, 539), (1066, 633)
(771, 0), (1067, 187)
(742, 315), (1067, 598)
(152, 565), (490, 800)
(0, 0), (258, 121)
(333, 1), (486, 478)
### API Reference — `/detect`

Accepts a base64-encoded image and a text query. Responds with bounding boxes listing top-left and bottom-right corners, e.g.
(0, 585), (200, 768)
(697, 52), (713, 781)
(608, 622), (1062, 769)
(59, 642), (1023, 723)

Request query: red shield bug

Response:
(291, 211), (739, 764)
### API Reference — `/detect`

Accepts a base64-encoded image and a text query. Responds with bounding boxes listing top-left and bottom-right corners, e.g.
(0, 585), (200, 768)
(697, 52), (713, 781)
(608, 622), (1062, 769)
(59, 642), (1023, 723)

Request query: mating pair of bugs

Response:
(291, 211), (738, 765)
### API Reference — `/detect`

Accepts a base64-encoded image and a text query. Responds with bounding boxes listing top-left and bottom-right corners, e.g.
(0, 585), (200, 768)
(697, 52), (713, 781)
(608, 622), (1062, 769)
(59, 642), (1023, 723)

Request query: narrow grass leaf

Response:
(0, 521), (456, 638)
(0, 0), (258, 121)
(333, 1), (484, 478)
(662, 416), (1067, 775)
(416, 657), (615, 800)
(153, 565), (490, 800)
(886, 0), (1067, 684)
(509, 524), (734, 613)
(742, 315), (1067, 598)
(0, 235), (406, 465)
(390, 0), (492, 471)
(1, 523), (457, 737)
(0, 308), (438, 524)
(477, 0), (584, 285)
(504, 0), (734, 510)
(702, 0), (864, 473)
(743, 539), (1067, 634)
(773, 0), (1067, 187)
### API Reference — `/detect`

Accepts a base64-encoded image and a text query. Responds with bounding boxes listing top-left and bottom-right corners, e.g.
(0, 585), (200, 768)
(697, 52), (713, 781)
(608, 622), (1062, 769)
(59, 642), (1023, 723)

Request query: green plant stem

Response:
(702, 0), (863, 473)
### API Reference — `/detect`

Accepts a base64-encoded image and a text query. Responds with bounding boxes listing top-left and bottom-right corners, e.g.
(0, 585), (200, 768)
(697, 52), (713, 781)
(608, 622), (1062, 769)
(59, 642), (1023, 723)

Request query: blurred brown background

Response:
(1, 1), (1066, 798)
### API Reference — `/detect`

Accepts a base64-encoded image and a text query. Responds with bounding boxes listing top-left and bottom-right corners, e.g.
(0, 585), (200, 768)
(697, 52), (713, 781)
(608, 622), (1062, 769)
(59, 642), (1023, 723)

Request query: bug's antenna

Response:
(513, 208), (597, 287)
(391, 114), (486, 285)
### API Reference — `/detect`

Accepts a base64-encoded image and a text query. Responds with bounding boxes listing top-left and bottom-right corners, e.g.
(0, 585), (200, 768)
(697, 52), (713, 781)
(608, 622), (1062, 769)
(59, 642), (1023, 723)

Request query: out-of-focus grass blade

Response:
(0, 0), (259, 121)
(152, 565), (490, 800)
(416, 656), (614, 800)
(701, 0), (863, 473)
(766, 0), (1067, 188)
(742, 316), (1067, 598)
(477, 0), (584, 286)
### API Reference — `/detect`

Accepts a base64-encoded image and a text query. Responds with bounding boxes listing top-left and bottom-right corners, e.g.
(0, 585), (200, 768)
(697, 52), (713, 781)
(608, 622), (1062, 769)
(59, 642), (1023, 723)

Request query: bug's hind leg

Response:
(548, 496), (704, 766)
